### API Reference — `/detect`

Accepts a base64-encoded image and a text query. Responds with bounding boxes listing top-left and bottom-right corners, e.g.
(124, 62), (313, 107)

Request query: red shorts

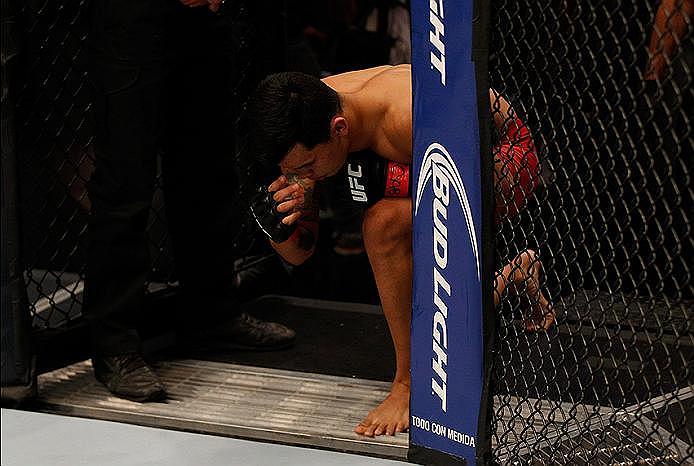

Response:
(493, 115), (540, 223)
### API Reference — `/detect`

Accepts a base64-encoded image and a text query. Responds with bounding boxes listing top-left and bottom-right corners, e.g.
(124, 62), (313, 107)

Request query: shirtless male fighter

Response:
(245, 65), (555, 438)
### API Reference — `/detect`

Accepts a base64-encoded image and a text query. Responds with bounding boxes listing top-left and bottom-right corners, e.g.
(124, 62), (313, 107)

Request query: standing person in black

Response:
(84, 0), (295, 402)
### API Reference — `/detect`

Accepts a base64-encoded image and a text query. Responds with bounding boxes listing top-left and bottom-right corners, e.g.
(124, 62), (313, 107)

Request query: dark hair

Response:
(246, 72), (341, 168)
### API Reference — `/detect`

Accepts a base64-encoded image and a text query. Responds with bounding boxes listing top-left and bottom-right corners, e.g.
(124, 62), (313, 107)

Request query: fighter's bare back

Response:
(322, 65), (413, 165)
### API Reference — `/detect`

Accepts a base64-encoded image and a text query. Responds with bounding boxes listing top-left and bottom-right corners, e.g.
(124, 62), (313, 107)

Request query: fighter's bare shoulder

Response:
(365, 66), (413, 162)
(322, 65), (411, 95)
(323, 66), (413, 162)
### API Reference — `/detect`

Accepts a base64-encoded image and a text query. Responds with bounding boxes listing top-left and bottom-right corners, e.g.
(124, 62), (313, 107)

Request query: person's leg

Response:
(83, 0), (169, 401)
(161, 8), (295, 349)
(84, 61), (165, 356)
(84, 62), (166, 399)
(494, 250), (555, 331)
(491, 115), (554, 330)
(493, 145), (539, 224)
(357, 198), (412, 437)
(162, 8), (239, 316)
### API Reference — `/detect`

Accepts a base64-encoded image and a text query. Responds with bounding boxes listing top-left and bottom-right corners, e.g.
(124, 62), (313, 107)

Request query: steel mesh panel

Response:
(488, 1), (692, 464)
(14, 1), (265, 330)
(15, 0), (94, 328)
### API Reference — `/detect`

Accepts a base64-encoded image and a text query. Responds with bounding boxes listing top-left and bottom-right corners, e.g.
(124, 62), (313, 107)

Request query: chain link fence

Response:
(489, 1), (692, 464)
(13, 0), (273, 332)
(16, 0), (93, 329)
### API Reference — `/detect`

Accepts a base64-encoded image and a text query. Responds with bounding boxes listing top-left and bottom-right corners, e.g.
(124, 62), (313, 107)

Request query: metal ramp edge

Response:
(36, 359), (409, 460)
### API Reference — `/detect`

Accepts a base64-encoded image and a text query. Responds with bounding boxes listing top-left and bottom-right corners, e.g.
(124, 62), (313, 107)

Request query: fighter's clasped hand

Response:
(270, 175), (310, 225)
(250, 176), (310, 244)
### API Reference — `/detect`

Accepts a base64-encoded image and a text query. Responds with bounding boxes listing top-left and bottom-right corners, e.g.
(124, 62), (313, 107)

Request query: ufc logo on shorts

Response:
(348, 163), (368, 203)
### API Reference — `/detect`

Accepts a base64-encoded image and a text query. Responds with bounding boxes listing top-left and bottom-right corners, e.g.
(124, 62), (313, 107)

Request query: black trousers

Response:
(84, 1), (247, 355)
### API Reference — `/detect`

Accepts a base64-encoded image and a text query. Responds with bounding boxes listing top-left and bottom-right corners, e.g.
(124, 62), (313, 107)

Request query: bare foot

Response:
(354, 380), (410, 437)
(511, 250), (555, 332)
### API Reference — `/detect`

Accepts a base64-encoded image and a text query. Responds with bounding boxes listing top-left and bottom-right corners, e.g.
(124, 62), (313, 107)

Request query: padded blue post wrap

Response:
(410, 0), (483, 462)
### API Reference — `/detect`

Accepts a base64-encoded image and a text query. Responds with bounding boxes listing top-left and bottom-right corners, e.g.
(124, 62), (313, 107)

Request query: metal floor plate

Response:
(37, 359), (408, 459)
(37, 360), (691, 464)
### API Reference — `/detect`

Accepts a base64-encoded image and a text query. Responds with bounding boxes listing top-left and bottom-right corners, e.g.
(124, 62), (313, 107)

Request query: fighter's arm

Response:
(267, 177), (319, 266)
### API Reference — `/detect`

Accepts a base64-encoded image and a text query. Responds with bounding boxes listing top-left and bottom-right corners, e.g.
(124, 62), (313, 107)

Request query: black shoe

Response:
(92, 353), (167, 402)
(185, 312), (296, 351)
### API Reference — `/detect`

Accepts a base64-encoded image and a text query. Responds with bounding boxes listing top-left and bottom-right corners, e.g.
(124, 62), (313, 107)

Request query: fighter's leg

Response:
(491, 115), (554, 330)
(493, 148), (539, 223)
(356, 197), (412, 437)
(491, 105), (540, 223)
(494, 250), (555, 331)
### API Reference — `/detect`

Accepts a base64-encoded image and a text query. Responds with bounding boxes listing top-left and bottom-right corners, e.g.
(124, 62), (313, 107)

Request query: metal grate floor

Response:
(37, 360), (691, 463)
(37, 359), (408, 459)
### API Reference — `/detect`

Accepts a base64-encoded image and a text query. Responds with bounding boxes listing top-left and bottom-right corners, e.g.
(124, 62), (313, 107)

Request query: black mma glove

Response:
(342, 150), (412, 207)
(249, 186), (297, 243)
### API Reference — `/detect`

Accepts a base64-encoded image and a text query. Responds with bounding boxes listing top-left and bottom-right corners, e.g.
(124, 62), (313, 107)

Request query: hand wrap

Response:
(249, 187), (297, 243)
